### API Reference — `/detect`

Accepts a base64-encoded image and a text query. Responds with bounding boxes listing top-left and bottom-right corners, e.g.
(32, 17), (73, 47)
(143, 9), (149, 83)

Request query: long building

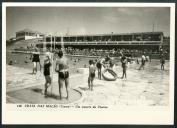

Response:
(42, 31), (169, 51)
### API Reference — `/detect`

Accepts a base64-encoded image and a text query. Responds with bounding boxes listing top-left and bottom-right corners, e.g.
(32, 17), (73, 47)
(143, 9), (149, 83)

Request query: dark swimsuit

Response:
(90, 72), (95, 78)
(44, 62), (51, 76)
(32, 53), (40, 62)
(96, 62), (102, 69)
(59, 71), (69, 79)
(141, 59), (145, 65)
(161, 58), (165, 64)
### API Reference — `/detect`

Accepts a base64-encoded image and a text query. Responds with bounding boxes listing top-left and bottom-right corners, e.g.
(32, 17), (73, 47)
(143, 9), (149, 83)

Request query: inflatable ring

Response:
(102, 68), (118, 81)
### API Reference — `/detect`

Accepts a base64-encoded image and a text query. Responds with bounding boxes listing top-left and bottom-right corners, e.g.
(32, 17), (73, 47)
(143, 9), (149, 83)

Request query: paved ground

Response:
(6, 60), (169, 106)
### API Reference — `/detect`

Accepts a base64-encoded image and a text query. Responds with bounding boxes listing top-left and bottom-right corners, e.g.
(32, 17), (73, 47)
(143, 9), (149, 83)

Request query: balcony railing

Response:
(47, 41), (162, 45)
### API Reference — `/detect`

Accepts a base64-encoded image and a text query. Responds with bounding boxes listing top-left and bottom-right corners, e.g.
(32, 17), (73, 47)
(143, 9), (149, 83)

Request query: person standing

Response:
(139, 54), (146, 70)
(121, 55), (127, 79)
(96, 58), (102, 80)
(88, 60), (96, 91)
(31, 47), (41, 74)
(55, 50), (69, 100)
(160, 54), (165, 70)
(43, 54), (52, 97)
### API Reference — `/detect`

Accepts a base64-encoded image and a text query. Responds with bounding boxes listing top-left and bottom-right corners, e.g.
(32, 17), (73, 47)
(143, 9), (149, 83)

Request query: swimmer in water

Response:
(43, 54), (52, 97)
(55, 50), (69, 100)
(88, 60), (96, 91)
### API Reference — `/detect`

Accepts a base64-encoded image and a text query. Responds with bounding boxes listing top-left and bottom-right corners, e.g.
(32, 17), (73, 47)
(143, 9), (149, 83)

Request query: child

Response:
(121, 55), (127, 79)
(160, 54), (165, 70)
(88, 60), (96, 91)
(43, 54), (52, 96)
(139, 54), (146, 70)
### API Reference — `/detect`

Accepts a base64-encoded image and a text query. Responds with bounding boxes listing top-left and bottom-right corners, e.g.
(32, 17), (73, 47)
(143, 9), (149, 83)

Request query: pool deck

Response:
(6, 61), (169, 106)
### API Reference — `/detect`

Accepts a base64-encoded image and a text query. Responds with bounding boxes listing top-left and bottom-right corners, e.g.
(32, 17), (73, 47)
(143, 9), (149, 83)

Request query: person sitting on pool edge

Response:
(55, 50), (69, 100)
(43, 53), (52, 97)
(88, 60), (96, 91)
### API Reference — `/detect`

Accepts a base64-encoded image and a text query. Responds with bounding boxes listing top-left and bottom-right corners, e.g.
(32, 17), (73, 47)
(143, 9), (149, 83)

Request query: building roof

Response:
(16, 29), (44, 35)
(46, 31), (163, 37)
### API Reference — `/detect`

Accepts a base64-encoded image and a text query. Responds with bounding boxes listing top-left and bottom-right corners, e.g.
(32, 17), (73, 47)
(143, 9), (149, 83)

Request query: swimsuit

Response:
(90, 72), (95, 78)
(96, 62), (102, 69)
(59, 70), (69, 79)
(32, 53), (40, 62)
(141, 59), (145, 65)
(56, 58), (69, 79)
(161, 59), (165, 64)
(44, 62), (51, 76)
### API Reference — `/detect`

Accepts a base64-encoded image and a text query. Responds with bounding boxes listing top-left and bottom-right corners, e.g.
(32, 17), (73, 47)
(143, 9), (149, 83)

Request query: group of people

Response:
(87, 50), (167, 88)
(64, 47), (168, 58)
(30, 48), (69, 100)
(28, 47), (167, 99)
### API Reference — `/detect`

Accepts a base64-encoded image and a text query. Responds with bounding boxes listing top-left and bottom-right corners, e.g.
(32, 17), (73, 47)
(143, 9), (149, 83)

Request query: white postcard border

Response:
(2, 2), (175, 124)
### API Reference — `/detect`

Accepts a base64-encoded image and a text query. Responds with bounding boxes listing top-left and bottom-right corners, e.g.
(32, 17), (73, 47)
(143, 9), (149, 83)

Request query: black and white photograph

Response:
(2, 3), (175, 124)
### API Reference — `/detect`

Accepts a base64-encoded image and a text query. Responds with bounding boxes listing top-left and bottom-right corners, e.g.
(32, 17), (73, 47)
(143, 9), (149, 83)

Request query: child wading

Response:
(88, 60), (96, 91)
(43, 54), (52, 96)
(96, 58), (102, 80)
(139, 54), (146, 70)
(121, 55), (127, 79)
(160, 54), (165, 70)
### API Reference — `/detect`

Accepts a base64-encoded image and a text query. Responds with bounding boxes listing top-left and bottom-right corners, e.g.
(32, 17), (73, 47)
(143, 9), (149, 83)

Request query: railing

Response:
(50, 41), (162, 45)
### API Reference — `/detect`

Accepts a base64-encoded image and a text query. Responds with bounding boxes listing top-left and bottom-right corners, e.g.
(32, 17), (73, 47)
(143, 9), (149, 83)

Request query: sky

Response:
(6, 7), (170, 39)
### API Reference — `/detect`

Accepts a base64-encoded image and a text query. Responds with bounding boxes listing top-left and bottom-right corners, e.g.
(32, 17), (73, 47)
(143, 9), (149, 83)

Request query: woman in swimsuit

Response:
(55, 50), (69, 100)
(43, 54), (52, 96)
(31, 47), (41, 74)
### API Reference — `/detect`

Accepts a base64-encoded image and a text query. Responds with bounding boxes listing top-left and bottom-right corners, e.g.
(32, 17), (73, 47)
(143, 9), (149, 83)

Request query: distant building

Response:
(44, 31), (167, 51)
(16, 29), (44, 40)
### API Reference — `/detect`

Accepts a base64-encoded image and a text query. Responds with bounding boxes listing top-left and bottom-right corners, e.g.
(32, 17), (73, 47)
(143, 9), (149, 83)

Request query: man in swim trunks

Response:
(43, 54), (52, 97)
(31, 47), (41, 74)
(88, 60), (96, 91)
(55, 50), (69, 100)
(121, 55), (127, 79)
(96, 58), (102, 80)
